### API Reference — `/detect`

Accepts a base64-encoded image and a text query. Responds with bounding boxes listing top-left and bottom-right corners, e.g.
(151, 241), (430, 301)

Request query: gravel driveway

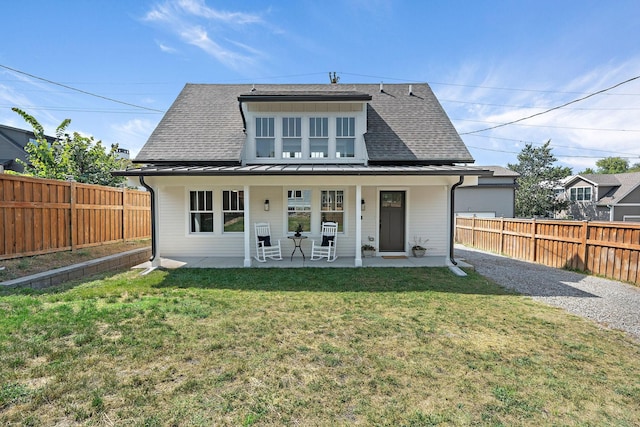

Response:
(455, 245), (640, 342)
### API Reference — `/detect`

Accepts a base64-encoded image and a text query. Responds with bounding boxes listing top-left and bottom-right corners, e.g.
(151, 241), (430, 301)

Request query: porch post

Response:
(243, 185), (252, 267)
(355, 184), (363, 267)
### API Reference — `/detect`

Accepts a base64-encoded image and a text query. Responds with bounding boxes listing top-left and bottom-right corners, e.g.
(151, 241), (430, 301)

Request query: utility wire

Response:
(453, 118), (640, 132)
(465, 133), (640, 157)
(0, 64), (165, 113)
(441, 98), (640, 111)
(466, 144), (640, 159)
(459, 75), (640, 135)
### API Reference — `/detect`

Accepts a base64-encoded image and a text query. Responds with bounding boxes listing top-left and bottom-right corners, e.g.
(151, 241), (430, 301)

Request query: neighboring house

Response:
(454, 165), (519, 218)
(114, 83), (491, 267)
(0, 124), (55, 173)
(560, 172), (640, 221)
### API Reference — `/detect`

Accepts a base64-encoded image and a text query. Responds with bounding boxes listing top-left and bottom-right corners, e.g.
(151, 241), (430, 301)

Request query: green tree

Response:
(579, 167), (597, 174)
(595, 156), (629, 174)
(13, 108), (129, 187)
(508, 140), (572, 218)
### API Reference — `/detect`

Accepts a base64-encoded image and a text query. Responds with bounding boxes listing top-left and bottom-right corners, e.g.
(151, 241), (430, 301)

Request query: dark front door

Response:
(379, 191), (405, 252)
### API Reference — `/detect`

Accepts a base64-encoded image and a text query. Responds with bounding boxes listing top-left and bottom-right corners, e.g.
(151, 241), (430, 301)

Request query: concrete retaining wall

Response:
(1, 247), (152, 289)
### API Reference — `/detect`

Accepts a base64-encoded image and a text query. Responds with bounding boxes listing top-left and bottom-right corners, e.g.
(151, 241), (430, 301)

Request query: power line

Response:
(466, 144), (640, 159)
(441, 98), (640, 111)
(464, 134), (640, 157)
(335, 71), (640, 95)
(459, 74), (640, 135)
(0, 104), (162, 114)
(453, 118), (640, 132)
(0, 64), (165, 113)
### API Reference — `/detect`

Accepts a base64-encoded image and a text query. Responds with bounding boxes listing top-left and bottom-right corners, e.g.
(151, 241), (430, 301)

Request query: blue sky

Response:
(1, 0), (639, 172)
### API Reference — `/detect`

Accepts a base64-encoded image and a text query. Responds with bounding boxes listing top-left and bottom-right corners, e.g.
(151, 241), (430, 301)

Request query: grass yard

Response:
(1, 268), (639, 426)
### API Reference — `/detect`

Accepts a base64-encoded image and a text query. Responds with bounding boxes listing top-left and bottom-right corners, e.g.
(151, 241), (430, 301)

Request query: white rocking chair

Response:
(254, 222), (282, 262)
(311, 222), (338, 262)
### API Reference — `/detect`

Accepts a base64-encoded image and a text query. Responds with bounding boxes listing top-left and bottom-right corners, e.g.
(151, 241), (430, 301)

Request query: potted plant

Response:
(410, 237), (428, 257)
(361, 244), (376, 257)
(294, 223), (303, 237)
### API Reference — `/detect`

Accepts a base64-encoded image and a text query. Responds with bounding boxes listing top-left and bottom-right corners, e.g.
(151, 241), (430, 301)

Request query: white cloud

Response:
(176, 0), (262, 24)
(439, 57), (640, 172)
(143, 0), (263, 69)
(111, 118), (158, 157)
(157, 41), (178, 54)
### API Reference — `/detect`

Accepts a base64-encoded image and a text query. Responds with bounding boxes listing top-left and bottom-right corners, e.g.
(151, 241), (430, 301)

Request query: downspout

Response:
(238, 100), (247, 132)
(139, 175), (157, 263)
(449, 176), (464, 265)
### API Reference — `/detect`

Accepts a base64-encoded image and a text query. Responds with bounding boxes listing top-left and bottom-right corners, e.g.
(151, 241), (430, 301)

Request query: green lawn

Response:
(1, 268), (639, 426)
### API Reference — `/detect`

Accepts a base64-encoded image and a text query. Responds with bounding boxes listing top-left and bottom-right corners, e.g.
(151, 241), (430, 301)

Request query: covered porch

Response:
(134, 254), (472, 270)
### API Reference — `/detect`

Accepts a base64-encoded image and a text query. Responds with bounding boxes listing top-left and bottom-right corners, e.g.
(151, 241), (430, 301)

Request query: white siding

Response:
(406, 186), (448, 256)
(148, 176), (458, 259)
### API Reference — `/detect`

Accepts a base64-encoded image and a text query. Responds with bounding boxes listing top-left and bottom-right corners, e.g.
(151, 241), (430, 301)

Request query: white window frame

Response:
(336, 117), (355, 158)
(309, 117), (329, 158)
(282, 117), (302, 158)
(222, 190), (244, 233)
(570, 186), (592, 202)
(286, 189), (312, 234)
(256, 117), (275, 158)
(320, 189), (345, 232)
(188, 189), (214, 234)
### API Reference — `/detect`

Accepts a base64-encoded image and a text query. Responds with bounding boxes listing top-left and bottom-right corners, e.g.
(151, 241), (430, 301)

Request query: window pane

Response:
(283, 117), (301, 137)
(288, 212), (311, 233)
(310, 139), (328, 158)
(190, 191), (197, 210)
(310, 118), (328, 137)
(336, 138), (355, 158)
(224, 212), (244, 232)
(191, 213), (213, 233)
(256, 138), (275, 157)
(256, 118), (274, 137)
(205, 191), (212, 211)
(287, 189), (311, 232)
(320, 212), (343, 232)
(283, 138), (302, 158)
(336, 117), (355, 137)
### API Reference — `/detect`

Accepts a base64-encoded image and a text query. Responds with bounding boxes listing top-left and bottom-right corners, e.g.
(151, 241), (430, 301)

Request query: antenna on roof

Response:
(380, 82), (384, 93)
(251, 84), (256, 92)
(408, 84), (413, 96)
(329, 72), (340, 84)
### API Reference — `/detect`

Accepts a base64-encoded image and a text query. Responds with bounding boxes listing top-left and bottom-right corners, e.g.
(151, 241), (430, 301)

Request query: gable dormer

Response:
(238, 90), (372, 165)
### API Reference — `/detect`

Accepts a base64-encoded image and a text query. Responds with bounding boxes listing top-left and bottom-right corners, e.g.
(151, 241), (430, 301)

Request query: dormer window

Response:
(309, 117), (328, 158)
(256, 117), (275, 158)
(336, 117), (355, 158)
(282, 117), (302, 158)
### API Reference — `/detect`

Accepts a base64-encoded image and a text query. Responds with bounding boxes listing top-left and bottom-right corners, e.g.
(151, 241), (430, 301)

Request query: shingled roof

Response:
(135, 83), (473, 165)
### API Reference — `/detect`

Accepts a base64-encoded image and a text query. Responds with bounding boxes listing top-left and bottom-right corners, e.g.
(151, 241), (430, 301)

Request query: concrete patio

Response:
(133, 254), (472, 270)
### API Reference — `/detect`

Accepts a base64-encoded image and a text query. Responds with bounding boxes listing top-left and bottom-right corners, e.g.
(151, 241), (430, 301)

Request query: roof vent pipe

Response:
(251, 84), (256, 92)
(409, 84), (413, 96)
(380, 82), (384, 93)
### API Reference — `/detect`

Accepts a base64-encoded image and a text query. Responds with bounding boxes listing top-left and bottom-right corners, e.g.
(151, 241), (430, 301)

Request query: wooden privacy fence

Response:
(0, 174), (150, 260)
(455, 217), (640, 285)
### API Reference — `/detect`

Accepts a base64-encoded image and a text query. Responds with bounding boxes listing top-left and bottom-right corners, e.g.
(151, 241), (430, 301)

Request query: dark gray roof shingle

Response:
(135, 83), (473, 164)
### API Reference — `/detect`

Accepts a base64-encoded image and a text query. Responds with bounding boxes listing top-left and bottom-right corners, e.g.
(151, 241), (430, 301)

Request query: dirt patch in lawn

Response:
(0, 240), (150, 282)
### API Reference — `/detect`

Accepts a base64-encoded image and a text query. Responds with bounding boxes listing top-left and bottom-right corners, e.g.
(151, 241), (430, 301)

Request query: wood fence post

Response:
(471, 215), (476, 247)
(530, 218), (537, 262)
(580, 220), (589, 271)
(499, 217), (504, 254)
(70, 181), (76, 252)
(122, 187), (128, 242)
